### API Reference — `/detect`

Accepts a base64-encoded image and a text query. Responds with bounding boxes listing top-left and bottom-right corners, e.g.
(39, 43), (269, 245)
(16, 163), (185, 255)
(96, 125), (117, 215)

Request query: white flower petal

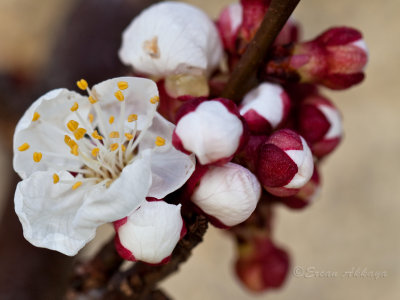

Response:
(92, 77), (159, 131)
(318, 104), (342, 139)
(119, 2), (223, 77)
(118, 200), (183, 264)
(15, 171), (95, 256)
(191, 163), (261, 227)
(13, 89), (89, 179)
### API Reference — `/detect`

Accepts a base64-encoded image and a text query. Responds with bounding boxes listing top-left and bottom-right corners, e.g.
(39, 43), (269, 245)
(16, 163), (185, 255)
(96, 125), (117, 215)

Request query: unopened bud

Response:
(265, 27), (368, 90)
(297, 94), (342, 158)
(191, 163), (261, 227)
(173, 98), (246, 165)
(114, 200), (185, 264)
(235, 237), (290, 292)
(257, 129), (314, 197)
(240, 83), (291, 134)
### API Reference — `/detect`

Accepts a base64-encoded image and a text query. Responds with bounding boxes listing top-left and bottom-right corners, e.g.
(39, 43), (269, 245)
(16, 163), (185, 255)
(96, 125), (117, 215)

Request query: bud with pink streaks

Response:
(297, 93), (342, 158)
(265, 27), (368, 90)
(235, 237), (290, 292)
(240, 82), (291, 134)
(257, 129), (314, 197)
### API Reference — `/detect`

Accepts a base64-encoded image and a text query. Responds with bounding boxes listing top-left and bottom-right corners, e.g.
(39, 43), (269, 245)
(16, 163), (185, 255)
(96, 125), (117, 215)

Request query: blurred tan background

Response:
(0, 0), (398, 299)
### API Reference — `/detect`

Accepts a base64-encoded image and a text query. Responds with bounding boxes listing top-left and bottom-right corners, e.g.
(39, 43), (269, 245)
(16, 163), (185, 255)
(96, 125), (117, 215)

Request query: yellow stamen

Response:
(125, 133), (134, 140)
(91, 147), (100, 157)
(155, 136), (165, 147)
(33, 152), (42, 162)
(71, 144), (79, 156)
(74, 128), (87, 140)
(88, 113), (94, 123)
(68, 140), (77, 149)
(77, 79), (88, 90)
(109, 116), (115, 124)
(53, 174), (59, 184)
(109, 131), (120, 138)
(115, 90), (124, 101)
(118, 81), (129, 90)
(128, 114), (138, 122)
(72, 181), (82, 190)
(32, 112), (40, 122)
(88, 96), (97, 104)
(67, 120), (79, 132)
(121, 145), (126, 152)
(110, 143), (119, 151)
(18, 143), (30, 152)
(70, 102), (79, 112)
(92, 130), (103, 140)
(150, 96), (160, 104)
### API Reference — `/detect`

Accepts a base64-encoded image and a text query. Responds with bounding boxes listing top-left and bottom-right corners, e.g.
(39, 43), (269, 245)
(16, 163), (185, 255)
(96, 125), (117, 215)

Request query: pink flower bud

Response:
(240, 83), (291, 134)
(236, 134), (268, 173)
(274, 18), (300, 46)
(257, 129), (314, 197)
(190, 163), (261, 227)
(279, 166), (321, 209)
(297, 94), (342, 158)
(235, 237), (290, 292)
(173, 98), (246, 165)
(114, 200), (185, 264)
(266, 27), (368, 90)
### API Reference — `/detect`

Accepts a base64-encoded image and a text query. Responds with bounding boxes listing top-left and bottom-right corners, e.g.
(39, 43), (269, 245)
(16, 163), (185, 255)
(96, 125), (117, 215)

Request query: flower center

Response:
(19, 79), (163, 190)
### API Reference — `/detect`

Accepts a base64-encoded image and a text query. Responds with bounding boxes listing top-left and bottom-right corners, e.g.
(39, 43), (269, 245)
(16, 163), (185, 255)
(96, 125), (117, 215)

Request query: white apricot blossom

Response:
(119, 1), (223, 78)
(13, 77), (195, 256)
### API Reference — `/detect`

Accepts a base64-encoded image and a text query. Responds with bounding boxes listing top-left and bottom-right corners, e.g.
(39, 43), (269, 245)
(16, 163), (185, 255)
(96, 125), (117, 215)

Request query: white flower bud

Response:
(115, 200), (184, 264)
(119, 1), (223, 77)
(191, 163), (261, 227)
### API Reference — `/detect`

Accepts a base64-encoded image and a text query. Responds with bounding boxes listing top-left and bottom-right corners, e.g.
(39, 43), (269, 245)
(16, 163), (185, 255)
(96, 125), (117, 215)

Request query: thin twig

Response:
(221, 0), (301, 102)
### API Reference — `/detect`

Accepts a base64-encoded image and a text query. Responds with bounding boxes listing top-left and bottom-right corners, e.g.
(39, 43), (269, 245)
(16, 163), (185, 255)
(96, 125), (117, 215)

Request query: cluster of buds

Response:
(12, 0), (368, 296)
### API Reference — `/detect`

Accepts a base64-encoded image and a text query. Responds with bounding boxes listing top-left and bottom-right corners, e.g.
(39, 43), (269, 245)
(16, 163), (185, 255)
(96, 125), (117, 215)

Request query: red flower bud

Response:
(265, 27), (368, 90)
(235, 237), (290, 292)
(297, 93), (342, 158)
(257, 129), (314, 197)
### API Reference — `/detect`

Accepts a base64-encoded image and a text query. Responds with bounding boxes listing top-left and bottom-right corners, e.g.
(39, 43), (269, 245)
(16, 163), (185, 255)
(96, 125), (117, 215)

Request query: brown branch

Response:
(102, 213), (208, 300)
(221, 0), (301, 102)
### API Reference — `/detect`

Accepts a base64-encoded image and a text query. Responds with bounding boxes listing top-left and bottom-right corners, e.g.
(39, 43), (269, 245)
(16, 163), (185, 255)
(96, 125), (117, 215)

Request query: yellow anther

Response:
(32, 112), (40, 122)
(91, 130), (103, 140)
(77, 79), (88, 90)
(70, 102), (79, 112)
(150, 96), (160, 104)
(110, 143), (119, 151)
(91, 147), (100, 157)
(118, 81), (129, 90)
(88, 96), (98, 104)
(68, 140), (77, 149)
(155, 136), (165, 147)
(109, 131), (120, 138)
(33, 152), (42, 162)
(128, 114), (138, 122)
(74, 127), (87, 140)
(53, 173), (59, 184)
(72, 181), (82, 190)
(64, 135), (71, 145)
(18, 143), (30, 152)
(125, 133), (134, 140)
(109, 116), (115, 124)
(121, 145), (126, 152)
(88, 113), (94, 123)
(115, 90), (124, 101)
(67, 120), (79, 132)
(71, 144), (79, 156)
